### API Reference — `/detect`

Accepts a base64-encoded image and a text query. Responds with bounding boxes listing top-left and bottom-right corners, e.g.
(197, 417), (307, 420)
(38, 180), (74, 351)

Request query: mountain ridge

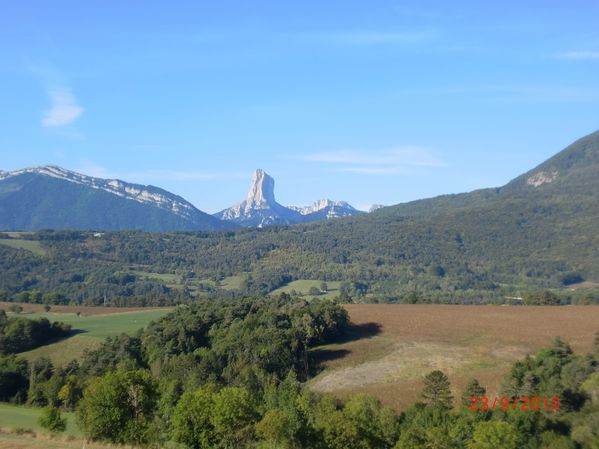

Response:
(0, 165), (232, 231)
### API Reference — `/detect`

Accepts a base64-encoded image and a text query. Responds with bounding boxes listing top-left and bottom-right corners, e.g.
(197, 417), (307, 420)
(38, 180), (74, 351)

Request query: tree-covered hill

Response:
(1, 130), (599, 304)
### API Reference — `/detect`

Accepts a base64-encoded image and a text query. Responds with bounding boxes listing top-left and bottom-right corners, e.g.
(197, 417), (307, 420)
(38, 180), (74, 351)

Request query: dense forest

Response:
(1, 296), (599, 448)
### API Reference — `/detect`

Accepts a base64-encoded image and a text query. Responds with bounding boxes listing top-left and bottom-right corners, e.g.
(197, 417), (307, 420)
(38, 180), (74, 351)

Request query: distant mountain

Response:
(0, 165), (231, 231)
(289, 199), (364, 221)
(215, 169), (364, 227)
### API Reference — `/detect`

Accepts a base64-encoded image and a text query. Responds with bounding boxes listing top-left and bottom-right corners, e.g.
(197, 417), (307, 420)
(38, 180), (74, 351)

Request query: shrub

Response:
(38, 407), (67, 433)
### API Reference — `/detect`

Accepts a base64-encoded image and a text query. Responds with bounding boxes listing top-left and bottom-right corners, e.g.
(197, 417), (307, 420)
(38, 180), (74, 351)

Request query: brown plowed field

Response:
(310, 304), (599, 411)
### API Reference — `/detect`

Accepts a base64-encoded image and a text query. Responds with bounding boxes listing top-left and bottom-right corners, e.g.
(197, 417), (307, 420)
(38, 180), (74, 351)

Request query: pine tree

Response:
(461, 379), (486, 408)
(422, 370), (453, 409)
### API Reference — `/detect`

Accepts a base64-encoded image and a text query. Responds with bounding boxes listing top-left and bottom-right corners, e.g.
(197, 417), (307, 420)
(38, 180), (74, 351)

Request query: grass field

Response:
(16, 309), (171, 366)
(0, 239), (45, 256)
(120, 270), (245, 294)
(310, 304), (599, 411)
(0, 302), (170, 316)
(270, 279), (341, 299)
(0, 403), (80, 437)
(127, 270), (180, 283)
(219, 274), (246, 290)
(0, 432), (123, 449)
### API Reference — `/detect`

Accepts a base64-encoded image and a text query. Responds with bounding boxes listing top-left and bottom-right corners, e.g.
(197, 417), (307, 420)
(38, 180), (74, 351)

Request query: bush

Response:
(523, 290), (562, 305)
(308, 286), (321, 296)
(8, 304), (23, 314)
(38, 407), (67, 433)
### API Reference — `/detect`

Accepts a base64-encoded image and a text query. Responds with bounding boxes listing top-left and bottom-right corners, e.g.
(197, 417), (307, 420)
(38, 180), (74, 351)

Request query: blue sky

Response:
(1, 1), (598, 213)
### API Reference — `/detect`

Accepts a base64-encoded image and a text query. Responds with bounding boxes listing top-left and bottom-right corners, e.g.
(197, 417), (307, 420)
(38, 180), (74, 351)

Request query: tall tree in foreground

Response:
(77, 369), (157, 446)
(172, 384), (218, 449)
(422, 370), (453, 409)
(211, 387), (258, 449)
(469, 421), (518, 449)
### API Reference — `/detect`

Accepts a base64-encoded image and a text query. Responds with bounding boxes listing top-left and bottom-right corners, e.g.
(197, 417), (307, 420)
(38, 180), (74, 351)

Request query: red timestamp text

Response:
(469, 396), (560, 412)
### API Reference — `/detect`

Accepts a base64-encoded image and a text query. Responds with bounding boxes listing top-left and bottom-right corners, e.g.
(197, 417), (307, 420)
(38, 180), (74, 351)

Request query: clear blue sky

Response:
(1, 1), (598, 212)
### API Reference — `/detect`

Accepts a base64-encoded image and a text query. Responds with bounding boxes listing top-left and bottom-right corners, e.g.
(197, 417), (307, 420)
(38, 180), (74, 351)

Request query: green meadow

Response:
(0, 403), (81, 437)
(269, 279), (341, 299)
(19, 309), (171, 366)
(0, 239), (45, 256)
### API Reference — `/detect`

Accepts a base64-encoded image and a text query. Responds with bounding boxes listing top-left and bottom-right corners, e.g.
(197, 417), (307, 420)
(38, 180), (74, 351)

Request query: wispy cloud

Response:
(555, 51), (599, 61)
(42, 87), (83, 127)
(301, 147), (444, 175)
(303, 30), (436, 46)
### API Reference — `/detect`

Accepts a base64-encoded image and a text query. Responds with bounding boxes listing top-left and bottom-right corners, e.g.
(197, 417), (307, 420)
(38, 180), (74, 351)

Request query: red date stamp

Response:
(469, 396), (560, 411)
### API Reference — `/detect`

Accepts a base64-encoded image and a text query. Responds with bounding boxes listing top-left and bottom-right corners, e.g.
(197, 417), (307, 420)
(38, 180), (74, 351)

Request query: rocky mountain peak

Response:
(247, 169), (276, 206)
(216, 170), (364, 227)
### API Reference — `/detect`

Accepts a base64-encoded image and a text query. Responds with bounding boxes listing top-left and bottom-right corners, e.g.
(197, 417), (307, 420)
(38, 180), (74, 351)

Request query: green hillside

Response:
(1, 130), (599, 304)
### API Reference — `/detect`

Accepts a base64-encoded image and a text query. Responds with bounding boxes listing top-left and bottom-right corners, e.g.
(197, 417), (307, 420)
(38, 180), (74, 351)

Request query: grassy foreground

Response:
(0, 430), (138, 449)
(0, 403), (80, 437)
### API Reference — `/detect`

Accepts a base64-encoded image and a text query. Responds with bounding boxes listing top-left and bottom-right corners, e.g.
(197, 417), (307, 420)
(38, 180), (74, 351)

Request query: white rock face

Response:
(526, 170), (559, 187)
(216, 169), (364, 227)
(1, 165), (200, 221)
(247, 169), (276, 206)
(289, 199), (360, 218)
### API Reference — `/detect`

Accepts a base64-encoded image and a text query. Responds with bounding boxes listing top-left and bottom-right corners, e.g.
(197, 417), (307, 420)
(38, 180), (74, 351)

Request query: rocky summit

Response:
(215, 169), (364, 227)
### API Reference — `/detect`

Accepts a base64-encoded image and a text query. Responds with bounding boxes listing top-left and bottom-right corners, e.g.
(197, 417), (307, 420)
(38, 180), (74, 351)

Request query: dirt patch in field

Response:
(0, 301), (171, 316)
(312, 341), (474, 392)
(310, 304), (599, 411)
